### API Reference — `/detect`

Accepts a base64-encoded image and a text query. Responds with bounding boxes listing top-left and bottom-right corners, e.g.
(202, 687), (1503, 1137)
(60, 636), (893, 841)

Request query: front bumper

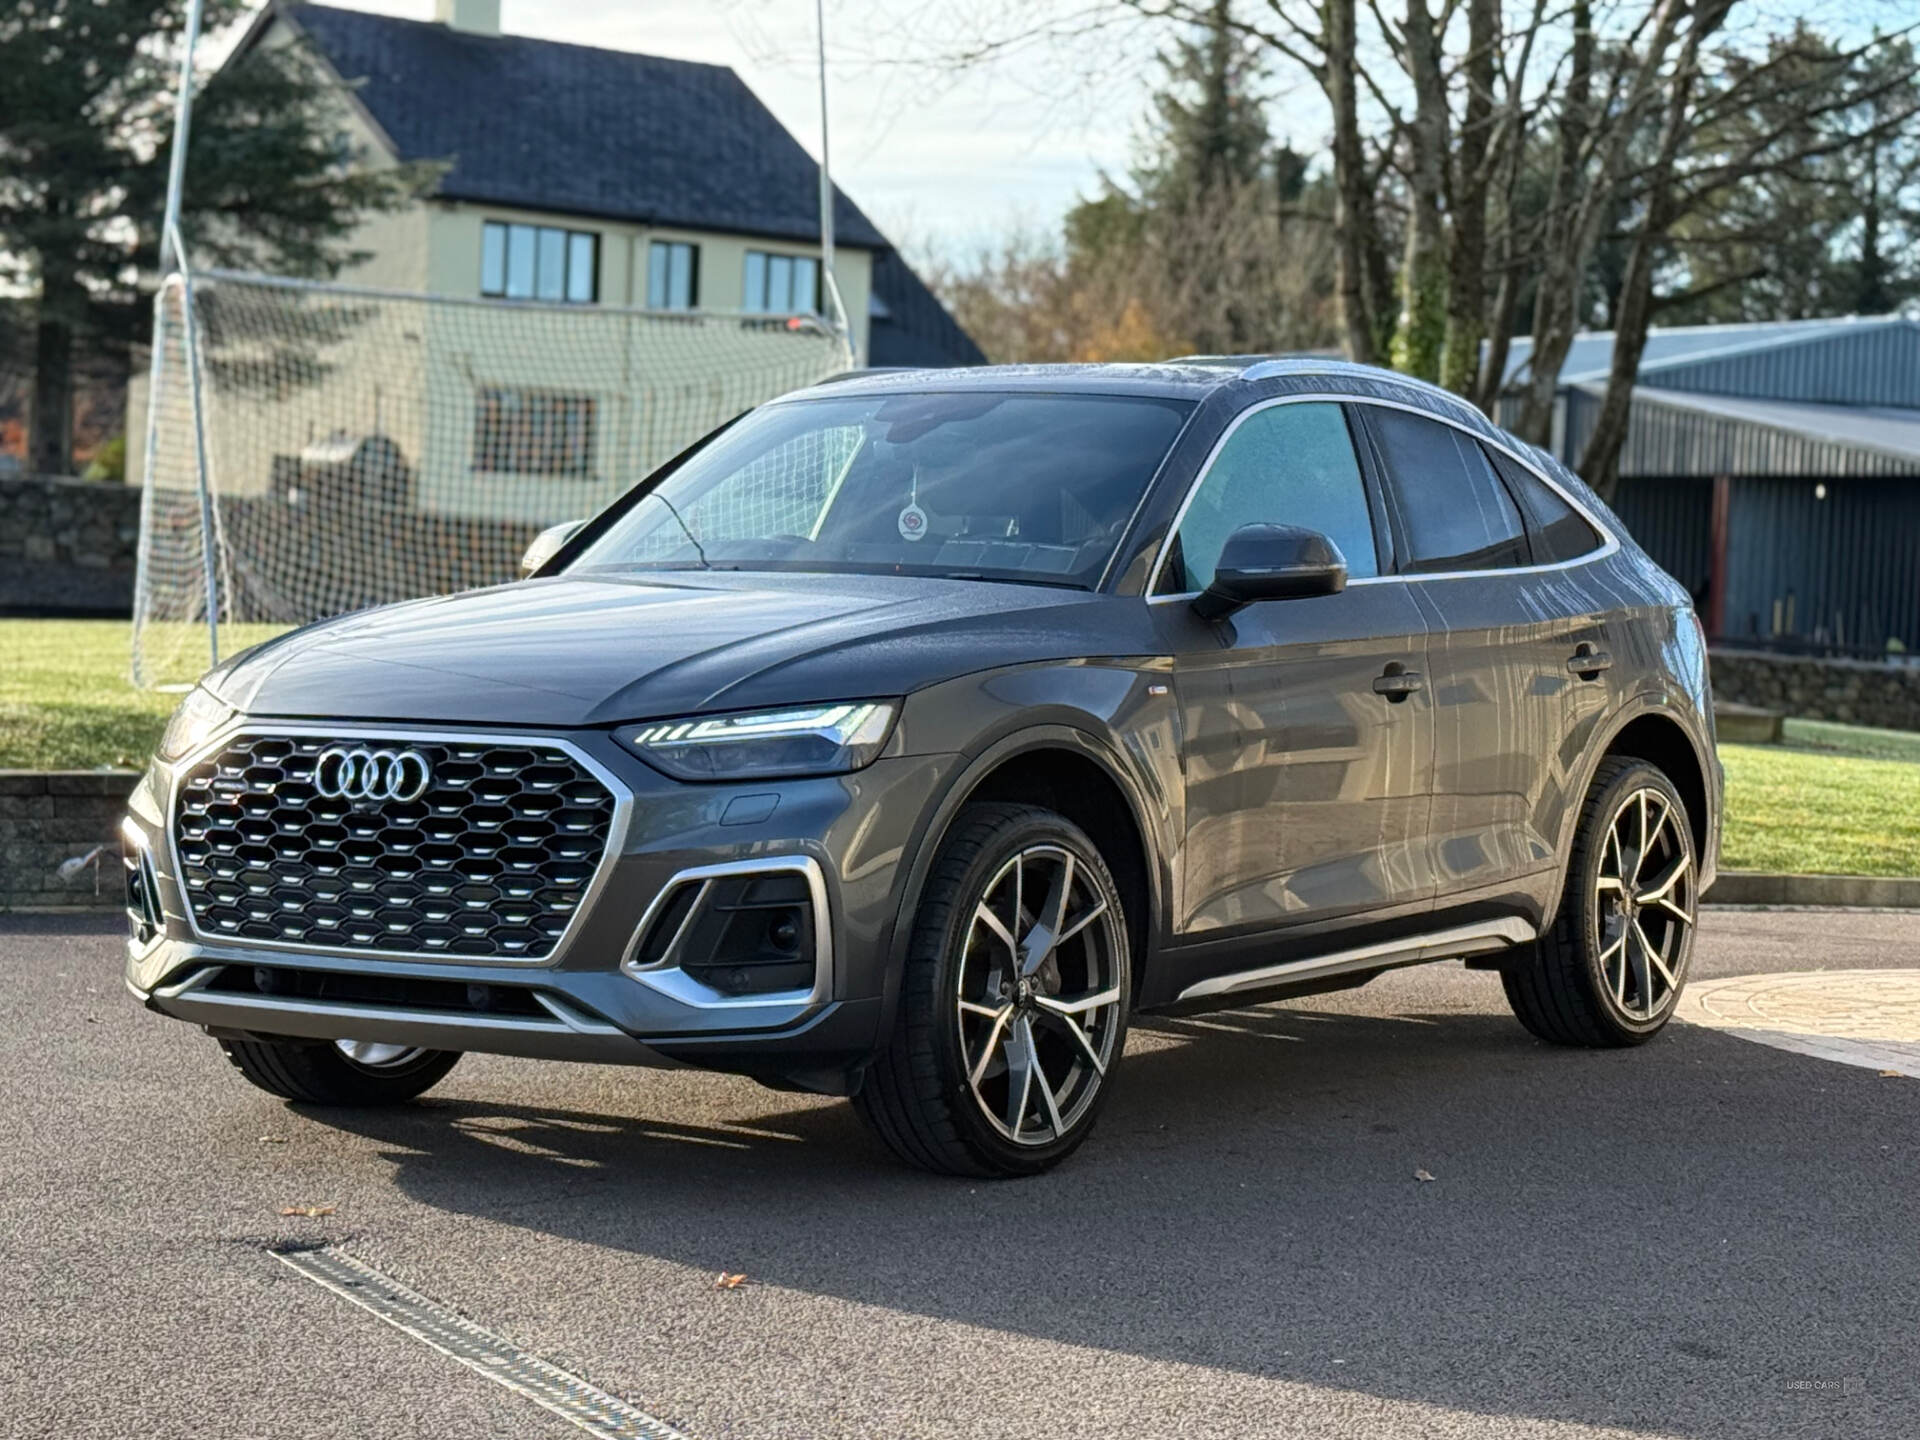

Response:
(123, 727), (957, 1086)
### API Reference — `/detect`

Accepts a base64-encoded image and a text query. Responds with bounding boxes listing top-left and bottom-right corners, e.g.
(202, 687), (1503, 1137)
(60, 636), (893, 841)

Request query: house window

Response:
(472, 389), (596, 476)
(481, 221), (598, 303)
(647, 241), (699, 310)
(743, 251), (820, 314)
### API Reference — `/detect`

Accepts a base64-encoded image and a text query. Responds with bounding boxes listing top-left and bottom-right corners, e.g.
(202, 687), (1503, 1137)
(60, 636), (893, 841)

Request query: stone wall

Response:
(0, 474), (143, 616)
(0, 771), (141, 911)
(1710, 649), (1920, 733)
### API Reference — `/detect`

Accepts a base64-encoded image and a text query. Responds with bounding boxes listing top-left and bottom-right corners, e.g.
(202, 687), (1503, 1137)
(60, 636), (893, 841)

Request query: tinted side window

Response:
(1159, 402), (1379, 593)
(1366, 409), (1529, 573)
(1485, 445), (1603, 564)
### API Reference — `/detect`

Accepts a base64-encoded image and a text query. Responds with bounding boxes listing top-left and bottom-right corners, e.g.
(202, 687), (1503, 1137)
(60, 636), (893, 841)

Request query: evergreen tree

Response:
(1830, 34), (1919, 315)
(1135, 0), (1270, 209)
(0, 1), (432, 475)
(1626, 28), (1918, 326)
(1060, 0), (1297, 355)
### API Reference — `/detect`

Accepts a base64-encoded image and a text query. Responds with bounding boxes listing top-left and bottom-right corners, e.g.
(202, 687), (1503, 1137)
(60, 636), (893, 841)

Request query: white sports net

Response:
(131, 269), (851, 687)
(662, 425), (866, 555)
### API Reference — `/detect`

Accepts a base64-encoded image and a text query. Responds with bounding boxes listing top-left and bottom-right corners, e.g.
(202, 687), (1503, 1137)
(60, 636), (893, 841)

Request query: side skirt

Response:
(1164, 917), (1536, 1010)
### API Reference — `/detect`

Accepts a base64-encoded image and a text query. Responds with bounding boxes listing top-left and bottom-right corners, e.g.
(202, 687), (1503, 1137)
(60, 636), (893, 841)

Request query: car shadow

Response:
(300, 1000), (1915, 1437)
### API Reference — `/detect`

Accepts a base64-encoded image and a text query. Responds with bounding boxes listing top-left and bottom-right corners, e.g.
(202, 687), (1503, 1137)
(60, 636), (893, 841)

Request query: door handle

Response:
(1372, 666), (1425, 701)
(1567, 645), (1613, 679)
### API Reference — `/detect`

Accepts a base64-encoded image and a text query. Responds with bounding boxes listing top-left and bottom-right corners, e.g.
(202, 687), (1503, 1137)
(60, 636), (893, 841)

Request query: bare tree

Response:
(1511, 0), (1691, 444)
(928, 175), (1337, 362)
(1441, 0), (1496, 392)
(1325, 0), (1387, 360)
(876, 0), (1918, 484)
(1383, 0), (1450, 379)
(1471, 0), (1552, 407)
(1576, 19), (1920, 494)
(1573, 0), (1734, 491)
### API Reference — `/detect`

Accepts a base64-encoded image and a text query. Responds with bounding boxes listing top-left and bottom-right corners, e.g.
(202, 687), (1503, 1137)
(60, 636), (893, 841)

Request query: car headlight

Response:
(155, 686), (236, 762)
(616, 701), (897, 781)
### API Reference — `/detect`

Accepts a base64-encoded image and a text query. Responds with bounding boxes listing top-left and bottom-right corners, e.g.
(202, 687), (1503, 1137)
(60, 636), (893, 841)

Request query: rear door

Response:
(1480, 443), (1621, 863)
(1154, 399), (1436, 948)
(1355, 405), (1612, 906)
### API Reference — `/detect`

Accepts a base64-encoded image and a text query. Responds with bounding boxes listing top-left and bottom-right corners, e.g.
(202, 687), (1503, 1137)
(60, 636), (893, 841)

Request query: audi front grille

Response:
(170, 732), (621, 960)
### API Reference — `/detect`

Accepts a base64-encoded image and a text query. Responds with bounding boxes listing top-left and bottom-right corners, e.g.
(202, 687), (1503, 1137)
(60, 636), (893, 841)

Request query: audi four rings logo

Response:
(313, 747), (433, 803)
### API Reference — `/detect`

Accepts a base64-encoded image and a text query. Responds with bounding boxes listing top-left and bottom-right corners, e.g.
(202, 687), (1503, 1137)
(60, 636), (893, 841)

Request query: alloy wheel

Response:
(1593, 787), (1695, 1022)
(954, 843), (1124, 1146)
(334, 1039), (427, 1069)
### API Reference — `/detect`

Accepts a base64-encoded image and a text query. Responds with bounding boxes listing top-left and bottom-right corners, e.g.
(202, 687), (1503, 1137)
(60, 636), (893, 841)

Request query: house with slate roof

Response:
(123, 0), (984, 524)
(236, 0), (981, 370)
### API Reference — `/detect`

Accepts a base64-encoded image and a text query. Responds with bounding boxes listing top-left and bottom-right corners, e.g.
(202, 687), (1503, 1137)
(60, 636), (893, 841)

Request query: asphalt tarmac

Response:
(5, 907), (1916, 1439)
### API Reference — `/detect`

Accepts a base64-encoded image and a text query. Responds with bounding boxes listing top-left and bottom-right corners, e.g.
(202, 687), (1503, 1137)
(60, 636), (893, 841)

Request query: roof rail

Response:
(810, 367), (921, 387)
(1237, 356), (1466, 404)
(1164, 354), (1272, 368)
(1166, 351), (1352, 372)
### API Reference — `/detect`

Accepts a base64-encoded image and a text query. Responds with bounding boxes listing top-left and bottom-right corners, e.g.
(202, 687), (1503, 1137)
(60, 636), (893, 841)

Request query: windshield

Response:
(569, 390), (1194, 588)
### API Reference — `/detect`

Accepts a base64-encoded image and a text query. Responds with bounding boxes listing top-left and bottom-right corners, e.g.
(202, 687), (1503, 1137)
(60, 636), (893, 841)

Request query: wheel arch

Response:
(881, 726), (1165, 1034)
(1545, 698), (1717, 920)
(1604, 712), (1713, 856)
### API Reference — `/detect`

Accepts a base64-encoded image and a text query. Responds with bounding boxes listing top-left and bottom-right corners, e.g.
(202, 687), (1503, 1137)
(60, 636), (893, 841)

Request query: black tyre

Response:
(1503, 756), (1699, 1047)
(219, 1036), (461, 1105)
(855, 802), (1131, 1177)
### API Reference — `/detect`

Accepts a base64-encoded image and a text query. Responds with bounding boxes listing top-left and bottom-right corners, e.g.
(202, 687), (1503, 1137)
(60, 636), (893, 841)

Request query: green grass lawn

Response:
(1774, 715), (1920, 764)
(1, 620), (179, 770)
(0, 619), (288, 769)
(1719, 740), (1920, 877)
(3, 619), (1918, 877)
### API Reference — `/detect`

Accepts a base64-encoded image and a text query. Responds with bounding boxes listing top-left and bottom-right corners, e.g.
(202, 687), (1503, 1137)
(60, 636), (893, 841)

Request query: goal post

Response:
(130, 268), (852, 688)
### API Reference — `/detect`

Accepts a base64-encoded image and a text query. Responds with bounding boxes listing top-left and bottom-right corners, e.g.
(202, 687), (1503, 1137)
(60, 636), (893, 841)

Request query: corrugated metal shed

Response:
(1638, 322), (1920, 408)
(1721, 476), (1920, 651)
(1495, 314), (1920, 651)
(1499, 316), (1906, 389)
(1610, 476), (1713, 598)
(1565, 387), (1920, 480)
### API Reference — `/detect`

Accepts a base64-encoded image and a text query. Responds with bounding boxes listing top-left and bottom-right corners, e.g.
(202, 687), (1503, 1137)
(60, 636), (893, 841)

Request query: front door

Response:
(1154, 399), (1436, 948)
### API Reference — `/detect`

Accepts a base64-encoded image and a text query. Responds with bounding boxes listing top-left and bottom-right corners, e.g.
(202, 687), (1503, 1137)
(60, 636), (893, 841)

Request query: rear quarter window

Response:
(1485, 446), (1605, 565)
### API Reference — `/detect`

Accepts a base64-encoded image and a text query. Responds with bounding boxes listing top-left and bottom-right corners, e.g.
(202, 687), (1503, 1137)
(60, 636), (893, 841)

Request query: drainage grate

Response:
(274, 1246), (692, 1440)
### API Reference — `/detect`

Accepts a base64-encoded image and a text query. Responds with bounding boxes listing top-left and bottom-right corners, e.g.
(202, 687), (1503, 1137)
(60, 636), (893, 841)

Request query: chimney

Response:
(435, 0), (500, 35)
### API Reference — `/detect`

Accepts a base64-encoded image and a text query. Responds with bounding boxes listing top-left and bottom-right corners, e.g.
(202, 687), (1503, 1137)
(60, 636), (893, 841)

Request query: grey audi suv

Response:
(124, 358), (1720, 1176)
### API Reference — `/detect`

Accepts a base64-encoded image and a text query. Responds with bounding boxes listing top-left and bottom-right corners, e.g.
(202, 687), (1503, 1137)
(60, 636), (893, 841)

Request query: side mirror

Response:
(520, 519), (587, 578)
(1192, 523), (1348, 621)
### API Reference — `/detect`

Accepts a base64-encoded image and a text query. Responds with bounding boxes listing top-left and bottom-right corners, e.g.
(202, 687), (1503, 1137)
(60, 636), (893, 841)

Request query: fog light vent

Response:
(624, 860), (825, 1002)
(628, 882), (703, 970)
(122, 828), (162, 945)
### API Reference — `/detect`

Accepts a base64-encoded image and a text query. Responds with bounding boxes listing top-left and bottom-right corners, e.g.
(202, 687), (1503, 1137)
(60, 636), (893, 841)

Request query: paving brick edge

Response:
(1704, 871), (1920, 909)
(0, 769), (139, 912)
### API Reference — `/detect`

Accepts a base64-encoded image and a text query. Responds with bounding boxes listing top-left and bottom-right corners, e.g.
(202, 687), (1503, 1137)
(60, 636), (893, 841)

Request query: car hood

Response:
(209, 572), (1144, 727)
